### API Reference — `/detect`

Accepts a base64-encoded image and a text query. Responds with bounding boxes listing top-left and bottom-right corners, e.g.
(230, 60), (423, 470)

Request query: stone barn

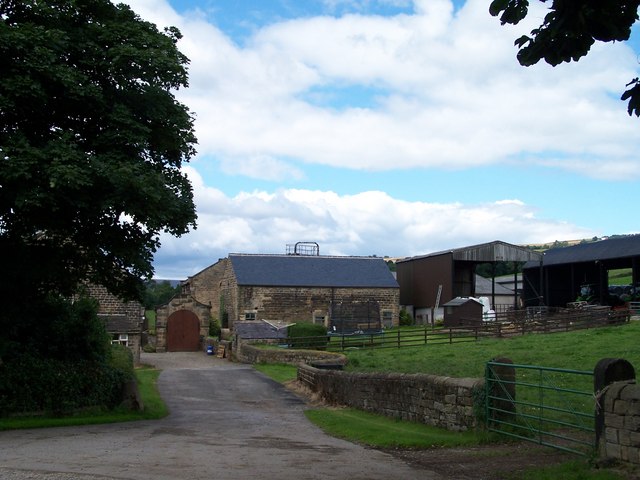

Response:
(154, 253), (400, 351)
(86, 284), (144, 364)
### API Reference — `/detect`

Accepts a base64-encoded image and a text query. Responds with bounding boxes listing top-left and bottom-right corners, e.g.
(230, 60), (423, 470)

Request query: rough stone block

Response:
(625, 415), (640, 431)
(606, 442), (621, 459)
(620, 383), (640, 402)
(614, 399), (630, 415)
(605, 428), (619, 444)
(606, 412), (625, 429)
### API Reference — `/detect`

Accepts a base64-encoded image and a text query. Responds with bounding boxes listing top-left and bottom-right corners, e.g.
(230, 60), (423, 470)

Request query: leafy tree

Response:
(490, 0), (640, 116)
(0, 0), (197, 303)
(143, 280), (180, 309)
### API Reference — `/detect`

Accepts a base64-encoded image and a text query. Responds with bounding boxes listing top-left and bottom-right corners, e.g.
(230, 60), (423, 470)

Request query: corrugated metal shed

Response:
(397, 241), (539, 312)
(522, 235), (640, 307)
(229, 254), (399, 288)
(399, 240), (542, 264)
(526, 235), (640, 267)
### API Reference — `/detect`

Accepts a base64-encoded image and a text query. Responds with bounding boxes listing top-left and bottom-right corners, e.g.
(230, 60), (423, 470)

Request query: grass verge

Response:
(0, 365), (167, 430)
(253, 363), (298, 383)
(305, 408), (489, 448)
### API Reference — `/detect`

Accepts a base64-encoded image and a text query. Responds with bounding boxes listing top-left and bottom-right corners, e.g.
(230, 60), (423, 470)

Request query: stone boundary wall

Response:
(298, 364), (483, 431)
(235, 341), (347, 366)
(599, 380), (640, 466)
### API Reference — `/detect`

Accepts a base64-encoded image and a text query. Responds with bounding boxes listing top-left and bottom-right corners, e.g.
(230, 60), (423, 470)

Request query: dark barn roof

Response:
(525, 235), (640, 268)
(229, 254), (399, 288)
(398, 240), (542, 264)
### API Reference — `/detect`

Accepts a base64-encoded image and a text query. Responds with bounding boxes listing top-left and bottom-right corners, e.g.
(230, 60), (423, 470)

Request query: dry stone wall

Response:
(235, 341), (347, 366)
(298, 364), (483, 431)
(599, 380), (640, 466)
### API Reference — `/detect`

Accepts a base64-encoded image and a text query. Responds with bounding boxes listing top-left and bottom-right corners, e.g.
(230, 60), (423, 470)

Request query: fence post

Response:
(594, 358), (635, 448)
(397, 327), (401, 348)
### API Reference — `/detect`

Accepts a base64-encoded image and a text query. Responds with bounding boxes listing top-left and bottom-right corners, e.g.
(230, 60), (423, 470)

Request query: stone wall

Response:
(85, 284), (144, 364)
(235, 341), (347, 366)
(234, 285), (399, 328)
(185, 258), (230, 326)
(180, 256), (399, 331)
(298, 364), (483, 431)
(155, 294), (212, 352)
(599, 380), (640, 465)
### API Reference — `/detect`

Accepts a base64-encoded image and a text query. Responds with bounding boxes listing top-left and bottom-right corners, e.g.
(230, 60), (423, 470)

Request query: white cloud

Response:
(152, 167), (595, 278)
(122, 0), (640, 181)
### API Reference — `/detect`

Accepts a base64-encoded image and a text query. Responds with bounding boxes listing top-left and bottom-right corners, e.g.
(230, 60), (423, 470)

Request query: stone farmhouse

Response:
(155, 253), (400, 352)
(85, 284), (145, 364)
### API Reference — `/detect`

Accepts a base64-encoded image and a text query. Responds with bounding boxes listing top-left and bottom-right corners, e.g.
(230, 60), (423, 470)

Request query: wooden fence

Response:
(280, 307), (631, 352)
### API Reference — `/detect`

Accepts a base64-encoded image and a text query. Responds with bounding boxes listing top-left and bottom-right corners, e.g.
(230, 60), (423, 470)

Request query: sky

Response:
(119, 0), (640, 280)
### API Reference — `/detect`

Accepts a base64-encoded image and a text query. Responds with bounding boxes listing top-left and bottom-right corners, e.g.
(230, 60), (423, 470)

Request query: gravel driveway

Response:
(0, 353), (443, 480)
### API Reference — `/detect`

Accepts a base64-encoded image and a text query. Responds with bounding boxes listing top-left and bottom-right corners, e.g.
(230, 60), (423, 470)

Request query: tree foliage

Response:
(489, 0), (640, 116)
(143, 280), (180, 309)
(0, 0), (197, 302)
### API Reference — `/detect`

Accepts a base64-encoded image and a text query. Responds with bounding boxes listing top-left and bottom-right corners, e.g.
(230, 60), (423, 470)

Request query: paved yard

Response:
(0, 352), (442, 480)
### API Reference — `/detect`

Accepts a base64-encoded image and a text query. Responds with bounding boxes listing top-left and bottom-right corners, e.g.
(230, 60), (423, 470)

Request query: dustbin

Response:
(206, 345), (215, 355)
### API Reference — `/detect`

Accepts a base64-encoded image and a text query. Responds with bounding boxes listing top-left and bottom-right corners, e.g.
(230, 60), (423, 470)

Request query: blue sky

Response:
(122, 0), (640, 279)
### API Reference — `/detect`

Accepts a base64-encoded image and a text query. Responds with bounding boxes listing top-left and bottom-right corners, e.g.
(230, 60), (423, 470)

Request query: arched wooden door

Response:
(166, 310), (200, 352)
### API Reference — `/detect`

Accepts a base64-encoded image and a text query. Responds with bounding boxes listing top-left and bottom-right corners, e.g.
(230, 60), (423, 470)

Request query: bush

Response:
(0, 355), (128, 416)
(209, 318), (221, 338)
(399, 308), (414, 326)
(287, 323), (328, 349)
(0, 296), (131, 417)
(109, 344), (134, 381)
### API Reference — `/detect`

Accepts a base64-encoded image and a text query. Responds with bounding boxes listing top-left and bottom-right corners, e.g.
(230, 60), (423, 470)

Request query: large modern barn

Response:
(522, 235), (640, 307)
(396, 241), (542, 324)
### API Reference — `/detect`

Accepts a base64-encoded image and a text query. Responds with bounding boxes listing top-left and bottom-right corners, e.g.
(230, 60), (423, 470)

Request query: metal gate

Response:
(485, 360), (595, 456)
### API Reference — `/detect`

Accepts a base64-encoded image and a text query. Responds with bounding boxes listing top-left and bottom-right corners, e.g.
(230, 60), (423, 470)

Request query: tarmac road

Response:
(0, 353), (443, 480)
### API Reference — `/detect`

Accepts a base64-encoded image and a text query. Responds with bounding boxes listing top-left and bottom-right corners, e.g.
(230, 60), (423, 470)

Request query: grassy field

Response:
(0, 366), (167, 431)
(609, 268), (632, 285)
(343, 321), (640, 377)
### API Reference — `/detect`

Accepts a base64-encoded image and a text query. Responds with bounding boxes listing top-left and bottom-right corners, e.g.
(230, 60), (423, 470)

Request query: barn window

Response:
(313, 314), (326, 326)
(244, 311), (257, 321)
(112, 333), (129, 346)
(382, 310), (393, 328)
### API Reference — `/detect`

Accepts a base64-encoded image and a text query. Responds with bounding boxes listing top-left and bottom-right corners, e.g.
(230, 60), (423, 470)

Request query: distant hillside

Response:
(151, 279), (182, 288)
(522, 234), (634, 252)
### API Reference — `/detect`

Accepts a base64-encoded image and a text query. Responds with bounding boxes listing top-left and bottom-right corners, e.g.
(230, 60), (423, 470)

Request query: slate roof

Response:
(475, 275), (514, 296)
(99, 314), (142, 333)
(525, 235), (640, 268)
(229, 254), (399, 288)
(442, 297), (483, 307)
(234, 321), (289, 339)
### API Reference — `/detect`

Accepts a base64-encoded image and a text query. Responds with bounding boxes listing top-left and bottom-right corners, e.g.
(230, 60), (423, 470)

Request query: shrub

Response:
(399, 308), (414, 326)
(209, 318), (221, 338)
(109, 344), (134, 381)
(287, 323), (328, 349)
(0, 355), (128, 416)
(0, 297), (130, 417)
